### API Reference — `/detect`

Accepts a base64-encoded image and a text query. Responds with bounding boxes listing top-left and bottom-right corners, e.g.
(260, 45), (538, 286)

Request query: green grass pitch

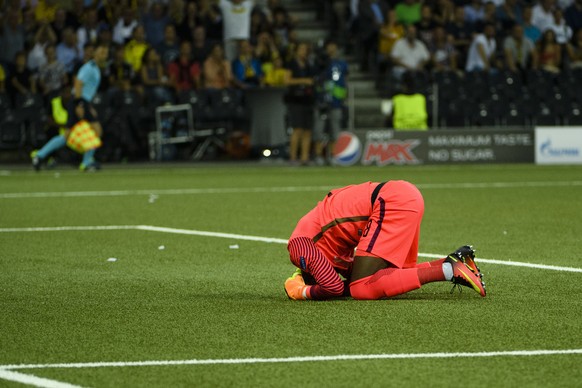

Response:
(1, 163), (581, 387)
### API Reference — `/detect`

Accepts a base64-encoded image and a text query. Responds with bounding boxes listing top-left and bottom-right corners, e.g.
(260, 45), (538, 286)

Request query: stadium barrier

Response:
(334, 128), (535, 166)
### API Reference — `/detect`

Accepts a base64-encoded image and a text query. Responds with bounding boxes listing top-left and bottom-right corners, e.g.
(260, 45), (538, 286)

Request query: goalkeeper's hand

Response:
(284, 270), (310, 300)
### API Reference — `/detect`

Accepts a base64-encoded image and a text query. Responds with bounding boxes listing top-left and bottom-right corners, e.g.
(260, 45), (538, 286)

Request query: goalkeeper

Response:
(284, 181), (486, 300)
(31, 44), (109, 172)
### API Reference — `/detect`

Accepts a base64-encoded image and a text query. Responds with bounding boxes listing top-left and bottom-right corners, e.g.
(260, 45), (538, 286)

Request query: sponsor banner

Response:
(335, 129), (534, 166)
(535, 127), (582, 165)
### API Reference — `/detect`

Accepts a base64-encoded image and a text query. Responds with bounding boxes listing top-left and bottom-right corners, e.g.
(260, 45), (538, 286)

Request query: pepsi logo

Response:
(333, 131), (362, 166)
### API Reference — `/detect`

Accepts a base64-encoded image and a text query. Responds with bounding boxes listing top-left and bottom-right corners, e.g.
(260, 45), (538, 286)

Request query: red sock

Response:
(417, 265), (445, 284)
(350, 268), (421, 300)
(416, 258), (446, 269)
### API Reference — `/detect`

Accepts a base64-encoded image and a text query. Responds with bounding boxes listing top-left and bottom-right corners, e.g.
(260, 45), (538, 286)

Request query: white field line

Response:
(1, 349), (581, 371)
(0, 370), (84, 388)
(1, 180), (581, 199)
(1, 225), (581, 274)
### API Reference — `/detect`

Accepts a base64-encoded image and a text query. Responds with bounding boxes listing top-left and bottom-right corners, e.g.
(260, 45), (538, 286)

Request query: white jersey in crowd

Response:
(391, 38), (430, 70)
(219, 0), (254, 41)
(465, 33), (496, 72)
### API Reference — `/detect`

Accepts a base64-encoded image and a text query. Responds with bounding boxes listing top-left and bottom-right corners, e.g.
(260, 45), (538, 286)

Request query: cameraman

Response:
(313, 39), (349, 166)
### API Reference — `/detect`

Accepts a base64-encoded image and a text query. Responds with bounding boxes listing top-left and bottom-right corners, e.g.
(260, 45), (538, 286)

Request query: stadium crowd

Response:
(0, 0), (581, 163)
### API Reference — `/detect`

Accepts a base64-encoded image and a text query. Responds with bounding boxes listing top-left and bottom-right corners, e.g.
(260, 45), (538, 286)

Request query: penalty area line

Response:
(0, 225), (581, 273)
(2, 349), (582, 370)
(0, 369), (84, 388)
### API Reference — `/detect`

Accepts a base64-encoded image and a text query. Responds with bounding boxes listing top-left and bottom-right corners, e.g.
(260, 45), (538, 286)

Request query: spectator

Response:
(264, 55), (288, 86)
(232, 39), (264, 87)
(69, 0), (86, 29)
(537, 28), (562, 73)
(0, 9), (25, 66)
(417, 4), (437, 45)
(8, 51), (37, 105)
(474, 1), (500, 33)
(564, 0), (582, 33)
(566, 28), (582, 68)
(522, 5), (543, 43)
(465, 23), (497, 72)
(22, 5), (39, 49)
(446, 6), (473, 67)
(532, 0), (556, 33)
(357, 0), (386, 72)
(191, 25), (213, 63)
(140, 47), (174, 105)
(105, 44), (139, 97)
(395, 0), (421, 25)
(549, 8), (573, 45)
(156, 24), (180, 66)
(377, 9), (404, 73)
(313, 39), (348, 166)
(250, 8), (270, 44)
(199, 0), (223, 44)
(168, 0), (186, 27)
(50, 8), (70, 42)
(497, 0), (523, 32)
(143, 2), (170, 46)
(124, 25), (149, 72)
(38, 44), (69, 98)
(113, 6), (139, 45)
(432, 0), (455, 26)
(504, 23), (539, 74)
(35, 0), (58, 24)
(271, 6), (294, 52)
(202, 42), (234, 89)
(77, 7), (101, 57)
(28, 22), (58, 72)
(429, 25), (458, 73)
(168, 40), (201, 93)
(285, 41), (315, 166)
(218, 0), (254, 61)
(390, 24), (431, 79)
(97, 25), (114, 48)
(56, 27), (81, 74)
(254, 31), (280, 74)
(464, 0), (485, 25)
(176, 1), (202, 41)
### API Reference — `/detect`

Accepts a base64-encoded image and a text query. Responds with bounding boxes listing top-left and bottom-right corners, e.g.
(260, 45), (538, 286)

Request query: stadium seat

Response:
(206, 88), (246, 122)
(92, 92), (112, 124)
(177, 89), (212, 126)
(439, 98), (468, 127)
(500, 101), (528, 127)
(562, 102), (582, 125)
(470, 99), (499, 127)
(0, 112), (26, 149)
(0, 92), (11, 114)
(531, 101), (559, 126)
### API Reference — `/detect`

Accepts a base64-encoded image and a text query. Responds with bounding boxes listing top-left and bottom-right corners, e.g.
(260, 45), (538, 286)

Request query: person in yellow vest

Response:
(390, 72), (428, 130)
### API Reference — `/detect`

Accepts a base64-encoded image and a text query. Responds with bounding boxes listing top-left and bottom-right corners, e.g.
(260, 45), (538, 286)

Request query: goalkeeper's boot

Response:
(284, 268), (309, 300)
(451, 245), (481, 275)
(445, 253), (486, 297)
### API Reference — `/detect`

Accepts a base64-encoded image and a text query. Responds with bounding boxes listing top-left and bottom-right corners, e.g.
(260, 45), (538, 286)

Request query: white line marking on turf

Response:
(135, 225), (288, 244)
(1, 349), (581, 370)
(1, 225), (581, 273)
(1, 180), (581, 199)
(0, 370), (84, 388)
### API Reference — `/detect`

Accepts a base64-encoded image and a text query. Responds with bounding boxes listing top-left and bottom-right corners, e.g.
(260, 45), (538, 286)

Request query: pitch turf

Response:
(1, 163), (581, 387)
